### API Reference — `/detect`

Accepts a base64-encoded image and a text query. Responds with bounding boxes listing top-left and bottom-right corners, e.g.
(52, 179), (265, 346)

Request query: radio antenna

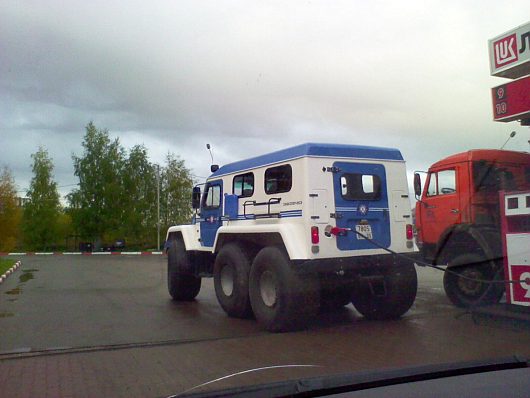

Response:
(500, 131), (516, 150)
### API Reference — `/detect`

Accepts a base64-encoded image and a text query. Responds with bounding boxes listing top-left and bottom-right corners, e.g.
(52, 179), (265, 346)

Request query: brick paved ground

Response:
(2, 309), (530, 398)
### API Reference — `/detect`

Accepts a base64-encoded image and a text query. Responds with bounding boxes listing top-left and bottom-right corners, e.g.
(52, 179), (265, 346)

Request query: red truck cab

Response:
(414, 149), (530, 307)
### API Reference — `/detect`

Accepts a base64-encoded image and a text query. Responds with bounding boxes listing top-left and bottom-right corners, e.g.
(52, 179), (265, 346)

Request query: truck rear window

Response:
(473, 161), (519, 192)
(340, 173), (381, 201)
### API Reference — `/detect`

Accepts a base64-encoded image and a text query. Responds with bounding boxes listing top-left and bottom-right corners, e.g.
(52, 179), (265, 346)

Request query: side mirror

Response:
(192, 186), (201, 209)
(210, 165), (219, 173)
(413, 173), (422, 198)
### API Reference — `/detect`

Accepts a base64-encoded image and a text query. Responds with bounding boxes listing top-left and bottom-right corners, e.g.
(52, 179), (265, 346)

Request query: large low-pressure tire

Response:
(167, 239), (201, 301)
(351, 262), (417, 320)
(249, 246), (319, 332)
(214, 243), (253, 318)
(443, 253), (504, 308)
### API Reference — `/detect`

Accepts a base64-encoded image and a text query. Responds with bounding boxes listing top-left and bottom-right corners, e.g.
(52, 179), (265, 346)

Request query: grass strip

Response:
(0, 258), (16, 276)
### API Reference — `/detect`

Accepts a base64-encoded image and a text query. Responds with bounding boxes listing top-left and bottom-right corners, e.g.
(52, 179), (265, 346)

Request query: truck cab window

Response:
(233, 172), (254, 197)
(265, 165), (292, 194)
(438, 170), (456, 194)
(426, 170), (456, 196)
(202, 184), (221, 209)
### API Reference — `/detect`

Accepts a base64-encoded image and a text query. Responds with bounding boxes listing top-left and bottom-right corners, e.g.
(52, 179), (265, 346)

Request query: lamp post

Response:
(156, 164), (160, 251)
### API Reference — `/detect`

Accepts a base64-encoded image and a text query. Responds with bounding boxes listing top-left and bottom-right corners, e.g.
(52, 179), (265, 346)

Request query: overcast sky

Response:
(1, 0), (529, 200)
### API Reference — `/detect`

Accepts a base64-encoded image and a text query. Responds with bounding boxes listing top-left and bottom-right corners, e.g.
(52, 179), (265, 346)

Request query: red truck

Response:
(414, 149), (530, 307)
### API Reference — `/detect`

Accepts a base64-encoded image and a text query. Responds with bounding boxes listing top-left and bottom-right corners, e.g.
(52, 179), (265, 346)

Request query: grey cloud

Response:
(1, 0), (530, 196)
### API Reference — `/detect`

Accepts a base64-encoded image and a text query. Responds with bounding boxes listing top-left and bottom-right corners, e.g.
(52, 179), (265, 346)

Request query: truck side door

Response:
(418, 168), (461, 246)
(200, 180), (223, 247)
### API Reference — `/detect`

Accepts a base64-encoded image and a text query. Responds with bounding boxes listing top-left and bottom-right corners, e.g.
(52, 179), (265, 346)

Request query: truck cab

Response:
(414, 149), (530, 307)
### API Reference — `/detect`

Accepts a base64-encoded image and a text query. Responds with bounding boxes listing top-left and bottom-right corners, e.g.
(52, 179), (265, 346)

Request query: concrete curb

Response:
(0, 260), (21, 285)
(0, 252), (164, 256)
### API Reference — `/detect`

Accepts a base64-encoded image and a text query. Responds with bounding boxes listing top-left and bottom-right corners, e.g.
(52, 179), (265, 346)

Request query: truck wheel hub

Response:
(259, 270), (277, 307)
(220, 265), (234, 297)
(458, 268), (484, 296)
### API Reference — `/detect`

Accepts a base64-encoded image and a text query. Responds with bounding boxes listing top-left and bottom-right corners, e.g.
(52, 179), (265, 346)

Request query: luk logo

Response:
(494, 34), (518, 66)
(494, 34), (518, 68)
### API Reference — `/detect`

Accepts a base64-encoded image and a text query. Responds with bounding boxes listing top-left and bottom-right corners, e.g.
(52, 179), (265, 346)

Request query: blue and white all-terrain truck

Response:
(165, 143), (417, 332)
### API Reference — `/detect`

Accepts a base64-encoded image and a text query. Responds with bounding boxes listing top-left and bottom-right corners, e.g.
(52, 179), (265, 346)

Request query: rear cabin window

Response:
(265, 165), (292, 194)
(471, 161), (517, 192)
(340, 173), (381, 201)
(233, 172), (254, 197)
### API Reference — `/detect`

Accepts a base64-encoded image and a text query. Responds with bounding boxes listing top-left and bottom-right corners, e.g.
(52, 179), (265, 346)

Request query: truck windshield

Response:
(473, 161), (518, 192)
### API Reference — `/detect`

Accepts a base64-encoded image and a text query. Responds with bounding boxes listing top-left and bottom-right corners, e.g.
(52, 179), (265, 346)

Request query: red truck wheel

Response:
(443, 253), (503, 308)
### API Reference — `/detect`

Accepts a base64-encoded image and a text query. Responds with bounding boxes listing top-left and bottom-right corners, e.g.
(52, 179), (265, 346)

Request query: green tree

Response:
(121, 145), (157, 246)
(21, 147), (61, 250)
(160, 153), (194, 235)
(0, 167), (21, 252)
(68, 122), (126, 247)
(55, 211), (74, 249)
(67, 122), (194, 249)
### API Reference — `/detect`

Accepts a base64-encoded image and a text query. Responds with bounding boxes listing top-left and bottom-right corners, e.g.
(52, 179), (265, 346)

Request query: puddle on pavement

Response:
(19, 273), (33, 283)
(19, 270), (36, 283)
(5, 287), (22, 295)
(0, 312), (14, 318)
(3, 268), (38, 297)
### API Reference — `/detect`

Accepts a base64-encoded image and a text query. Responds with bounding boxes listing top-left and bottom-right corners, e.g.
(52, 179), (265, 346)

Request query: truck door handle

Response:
(451, 209), (460, 214)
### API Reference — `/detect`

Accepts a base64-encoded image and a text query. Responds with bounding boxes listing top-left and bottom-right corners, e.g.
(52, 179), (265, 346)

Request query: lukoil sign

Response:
(489, 22), (530, 78)
(491, 74), (530, 122)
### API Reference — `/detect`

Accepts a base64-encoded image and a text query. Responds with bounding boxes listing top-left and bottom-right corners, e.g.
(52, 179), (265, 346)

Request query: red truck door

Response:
(418, 167), (462, 245)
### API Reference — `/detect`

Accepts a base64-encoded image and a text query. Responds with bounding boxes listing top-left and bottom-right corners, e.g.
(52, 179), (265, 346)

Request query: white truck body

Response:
(167, 143), (414, 262)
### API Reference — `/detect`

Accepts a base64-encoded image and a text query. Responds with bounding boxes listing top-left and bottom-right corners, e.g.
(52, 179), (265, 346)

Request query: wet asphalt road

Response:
(0, 255), (264, 353)
(0, 254), (496, 353)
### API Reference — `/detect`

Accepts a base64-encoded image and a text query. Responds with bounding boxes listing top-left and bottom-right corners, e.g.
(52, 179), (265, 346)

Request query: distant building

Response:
(16, 197), (28, 207)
